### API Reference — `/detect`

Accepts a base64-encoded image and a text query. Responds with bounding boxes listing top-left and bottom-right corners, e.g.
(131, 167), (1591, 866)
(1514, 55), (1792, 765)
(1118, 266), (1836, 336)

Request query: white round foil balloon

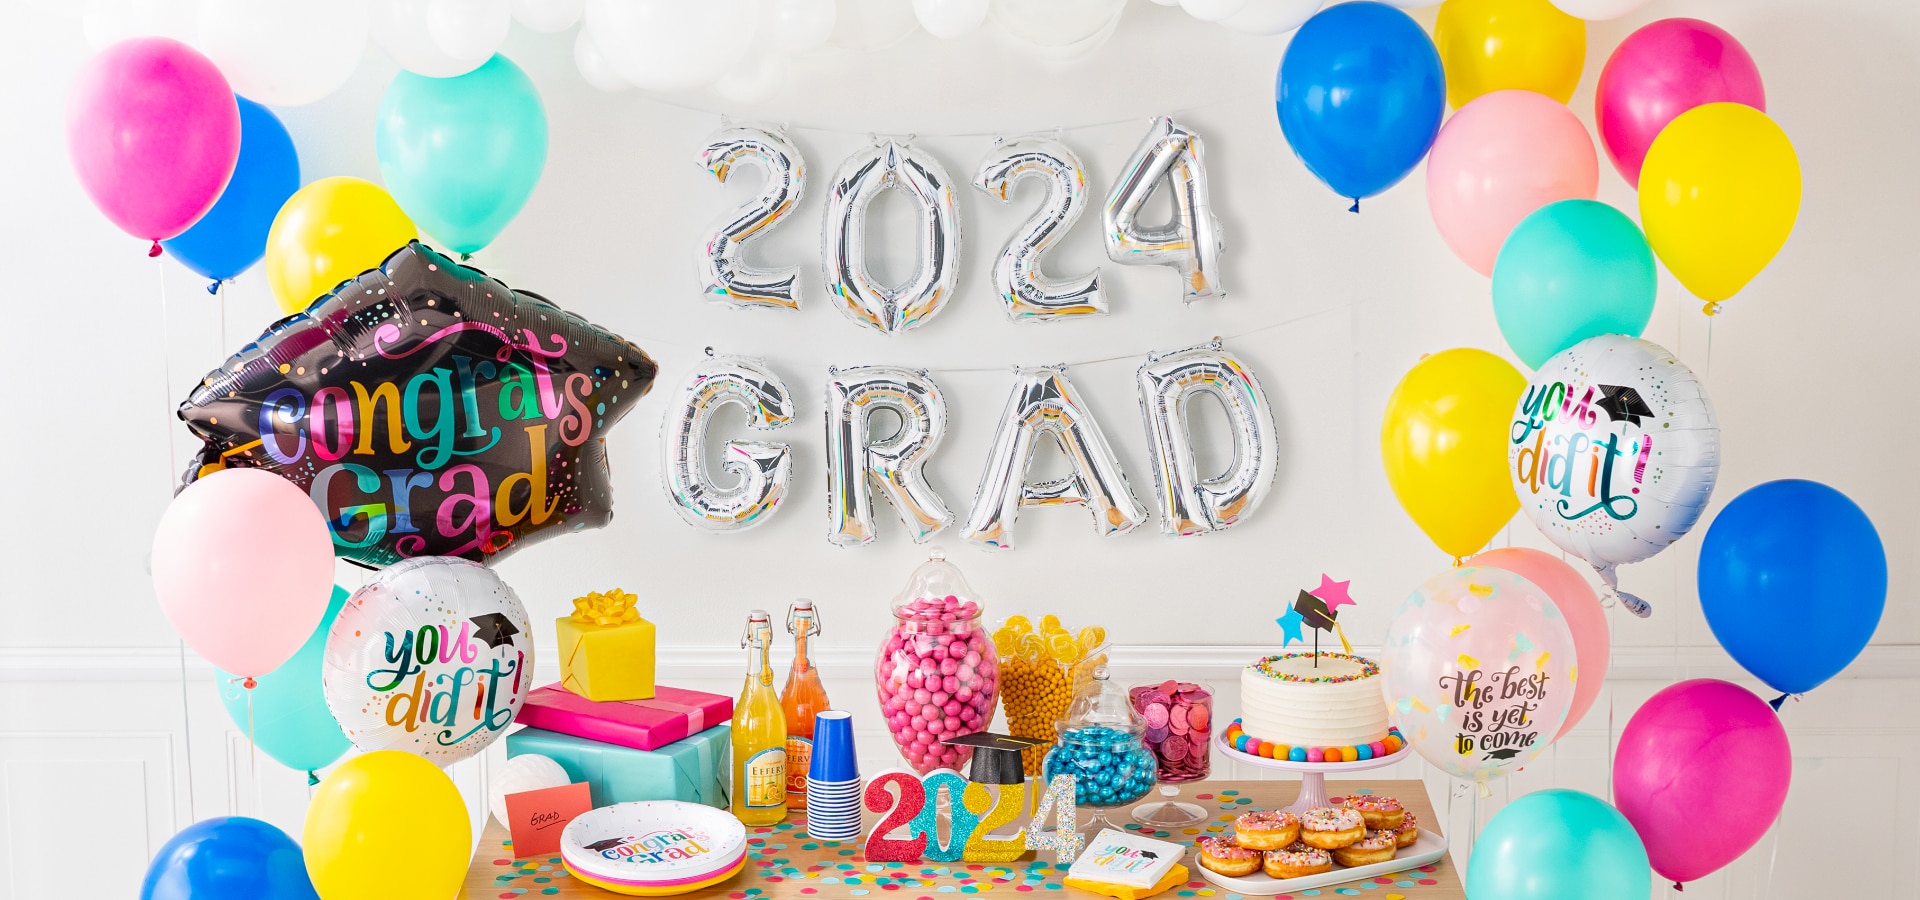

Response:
(1508, 335), (1719, 615)
(196, 0), (370, 106)
(324, 557), (534, 766)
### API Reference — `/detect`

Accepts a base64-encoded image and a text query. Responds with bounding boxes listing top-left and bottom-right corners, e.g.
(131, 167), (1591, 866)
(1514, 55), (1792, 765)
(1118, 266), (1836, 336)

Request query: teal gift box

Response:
(507, 724), (731, 809)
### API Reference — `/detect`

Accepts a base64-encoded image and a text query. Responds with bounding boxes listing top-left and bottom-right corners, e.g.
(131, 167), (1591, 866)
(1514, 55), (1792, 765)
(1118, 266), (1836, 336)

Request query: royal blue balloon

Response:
(141, 817), (319, 900)
(1699, 479), (1886, 695)
(160, 96), (300, 286)
(1276, 1), (1444, 209)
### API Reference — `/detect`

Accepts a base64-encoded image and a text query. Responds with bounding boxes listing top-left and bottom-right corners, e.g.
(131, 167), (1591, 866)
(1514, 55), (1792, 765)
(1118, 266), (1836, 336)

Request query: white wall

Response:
(0, 0), (1915, 897)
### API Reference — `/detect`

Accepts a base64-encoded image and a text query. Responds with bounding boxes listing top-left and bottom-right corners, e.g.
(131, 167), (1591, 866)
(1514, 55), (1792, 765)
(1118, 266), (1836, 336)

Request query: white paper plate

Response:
(1193, 830), (1448, 896)
(560, 801), (748, 886)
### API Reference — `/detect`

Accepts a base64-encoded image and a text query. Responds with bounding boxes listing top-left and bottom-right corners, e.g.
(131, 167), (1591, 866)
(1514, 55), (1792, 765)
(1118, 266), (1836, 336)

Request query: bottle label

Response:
(785, 737), (813, 798)
(745, 747), (787, 808)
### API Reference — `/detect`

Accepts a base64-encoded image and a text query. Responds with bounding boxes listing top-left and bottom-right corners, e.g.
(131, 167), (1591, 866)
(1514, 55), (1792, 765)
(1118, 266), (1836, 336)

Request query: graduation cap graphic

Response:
(1596, 384), (1654, 427)
(584, 837), (629, 852)
(470, 612), (521, 649)
(1482, 748), (1522, 761)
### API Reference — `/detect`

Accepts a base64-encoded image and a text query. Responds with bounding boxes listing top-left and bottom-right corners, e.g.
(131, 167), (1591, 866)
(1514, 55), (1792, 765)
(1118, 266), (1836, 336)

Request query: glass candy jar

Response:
(1043, 665), (1158, 830)
(874, 550), (1000, 774)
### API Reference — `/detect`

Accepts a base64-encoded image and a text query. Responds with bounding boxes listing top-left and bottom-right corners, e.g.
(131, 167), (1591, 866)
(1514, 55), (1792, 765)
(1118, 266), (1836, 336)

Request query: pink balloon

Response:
(150, 469), (336, 677)
(1427, 90), (1598, 276)
(1614, 679), (1791, 887)
(1469, 548), (1608, 743)
(1596, 19), (1765, 188)
(66, 37), (240, 249)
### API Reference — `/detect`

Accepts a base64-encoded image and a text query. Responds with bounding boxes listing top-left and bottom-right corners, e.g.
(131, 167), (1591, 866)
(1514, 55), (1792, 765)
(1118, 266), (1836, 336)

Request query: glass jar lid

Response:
(888, 548), (982, 622)
(1059, 664), (1142, 735)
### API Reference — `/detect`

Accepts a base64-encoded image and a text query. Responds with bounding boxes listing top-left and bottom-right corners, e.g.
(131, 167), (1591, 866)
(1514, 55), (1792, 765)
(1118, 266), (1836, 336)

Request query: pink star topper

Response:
(1309, 574), (1355, 612)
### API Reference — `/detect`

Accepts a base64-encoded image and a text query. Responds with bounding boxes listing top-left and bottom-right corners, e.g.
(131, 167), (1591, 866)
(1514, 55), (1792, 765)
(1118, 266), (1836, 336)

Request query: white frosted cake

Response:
(1239, 652), (1390, 748)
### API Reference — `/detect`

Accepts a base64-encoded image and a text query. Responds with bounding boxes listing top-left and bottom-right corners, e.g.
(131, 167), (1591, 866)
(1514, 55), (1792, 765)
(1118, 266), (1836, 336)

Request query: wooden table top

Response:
(463, 779), (1463, 900)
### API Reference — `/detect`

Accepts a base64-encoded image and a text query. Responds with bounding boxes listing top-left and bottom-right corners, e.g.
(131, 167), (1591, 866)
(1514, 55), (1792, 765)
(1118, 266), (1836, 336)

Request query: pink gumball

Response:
(939, 658), (959, 676)
(1427, 90), (1598, 276)
(1615, 679), (1790, 886)
(943, 701), (962, 718)
(67, 37), (241, 248)
(149, 468), (334, 677)
(942, 675), (960, 694)
(1597, 18), (1765, 187)
(956, 686), (973, 702)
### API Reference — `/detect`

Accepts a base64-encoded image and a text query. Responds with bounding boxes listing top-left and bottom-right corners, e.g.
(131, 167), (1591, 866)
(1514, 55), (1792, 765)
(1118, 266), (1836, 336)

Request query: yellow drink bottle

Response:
(782, 600), (831, 810)
(733, 610), (788, 825)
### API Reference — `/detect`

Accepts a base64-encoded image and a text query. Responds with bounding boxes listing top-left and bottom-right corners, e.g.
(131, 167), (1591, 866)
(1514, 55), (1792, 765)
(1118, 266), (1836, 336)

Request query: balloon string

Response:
(157, 255), (197, 821)
(246, 681), (257, 776)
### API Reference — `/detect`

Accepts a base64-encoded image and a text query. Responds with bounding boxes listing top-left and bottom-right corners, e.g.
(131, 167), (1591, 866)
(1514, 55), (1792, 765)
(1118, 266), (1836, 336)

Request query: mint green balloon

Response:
(1492, 199), (1656, 369)
(217, 586), (350, 779)
(1468, 789), (1652, 900)
(376, 54), (548, 256)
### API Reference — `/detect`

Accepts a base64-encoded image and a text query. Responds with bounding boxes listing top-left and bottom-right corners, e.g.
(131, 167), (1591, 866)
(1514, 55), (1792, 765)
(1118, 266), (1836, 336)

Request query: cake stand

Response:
(1213, 732), (1411, 814)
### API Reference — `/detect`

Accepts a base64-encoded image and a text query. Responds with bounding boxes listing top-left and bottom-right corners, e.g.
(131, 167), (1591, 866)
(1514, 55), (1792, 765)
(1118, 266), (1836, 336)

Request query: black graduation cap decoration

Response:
(1294, 590), (1336, 631)
(942, 732), (1044, 785)
(1483, 748), (1522, 762)
(470, 612), (521, 649)
(583, 837), (627, 852)
(1597, 384), (1654, 427)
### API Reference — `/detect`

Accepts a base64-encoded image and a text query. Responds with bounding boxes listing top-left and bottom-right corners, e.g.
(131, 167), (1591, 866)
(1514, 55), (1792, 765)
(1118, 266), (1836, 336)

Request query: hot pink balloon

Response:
(1427, 90), (1598, 276)
(66, 37), (241, 253)
(1596, 18), (1765, 188)
(1614, 679), (1791, 888)
(1470, 547), (1607, 743)
(150, 468), (336, 677)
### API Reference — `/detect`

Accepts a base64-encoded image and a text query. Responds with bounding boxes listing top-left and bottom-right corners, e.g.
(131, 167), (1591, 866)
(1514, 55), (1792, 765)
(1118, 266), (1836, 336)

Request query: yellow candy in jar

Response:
(1047, 632), (1080, 666)
(1039, 614), (1062, 633)
(1017, 632), (1048, 663)
(1003, 615), (1033, 635)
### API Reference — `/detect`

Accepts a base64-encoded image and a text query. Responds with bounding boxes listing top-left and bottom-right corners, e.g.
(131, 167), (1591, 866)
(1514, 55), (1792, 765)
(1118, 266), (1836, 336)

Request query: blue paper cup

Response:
(808, 710), (859, 782)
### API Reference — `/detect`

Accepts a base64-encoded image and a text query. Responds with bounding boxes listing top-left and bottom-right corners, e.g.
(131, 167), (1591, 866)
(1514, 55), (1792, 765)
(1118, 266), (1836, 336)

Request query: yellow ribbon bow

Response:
(571, 589), (642, 626)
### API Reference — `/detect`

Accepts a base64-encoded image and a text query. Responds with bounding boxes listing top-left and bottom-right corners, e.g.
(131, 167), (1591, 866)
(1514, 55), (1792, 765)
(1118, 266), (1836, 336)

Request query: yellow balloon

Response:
(1639, 102), (1802, 309)
(1381, 348), (1526, 560)
(265, 176), (417, 316)
(303, 750), (471, 900)
(1435, 0), (1586, 107)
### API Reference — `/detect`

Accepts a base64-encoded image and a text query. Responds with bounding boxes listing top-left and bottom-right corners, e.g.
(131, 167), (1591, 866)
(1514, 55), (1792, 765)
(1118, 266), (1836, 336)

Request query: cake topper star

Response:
(1275, 603), (1305, 647)
(1309, 574), (1355, 612)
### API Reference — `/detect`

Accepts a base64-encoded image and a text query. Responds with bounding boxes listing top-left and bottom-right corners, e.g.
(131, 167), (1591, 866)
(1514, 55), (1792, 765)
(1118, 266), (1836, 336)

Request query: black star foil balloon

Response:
(179, 242), (657, 567)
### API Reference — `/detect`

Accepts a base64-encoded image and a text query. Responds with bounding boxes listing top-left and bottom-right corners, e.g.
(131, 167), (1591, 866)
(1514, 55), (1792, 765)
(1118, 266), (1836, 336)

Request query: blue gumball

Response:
(142, 817), (319, 900)
(1467, 789), (1651, 900)
(161, 96), (300, 288)
(1276, 1), (1445, 210)
(1699, 480), (1886, 697)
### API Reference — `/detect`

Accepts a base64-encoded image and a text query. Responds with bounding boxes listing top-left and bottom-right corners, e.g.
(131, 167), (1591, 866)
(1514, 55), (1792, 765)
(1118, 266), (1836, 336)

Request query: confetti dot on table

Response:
(1220, 790), (1238, 796)
(533, 876), (550, 883)
(1418, 866), (1437, 873)
(1235, 798), (1254, 805)
(1387, 895), (1405, 900)
(802, 890), (817, 895)
(492, 859), (511, 866)
(1336, 890), (1360, 896)
(1227, 894), (1244, 899)
(1195, 793), (1214, 800)
(1301, 891), (1321, 897)
(1418, 880), (1437, 886)
(852, 891), (870, 897)
(940, 888), (957, 894)
(499, 894), (515, 899)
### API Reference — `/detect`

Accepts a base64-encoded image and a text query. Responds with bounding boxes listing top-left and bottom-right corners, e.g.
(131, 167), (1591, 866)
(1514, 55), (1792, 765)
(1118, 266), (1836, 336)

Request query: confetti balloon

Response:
(1508, 334), (1719, 616)
(177, 241), (658, 567)
(322, 556), (533, 765)
(1381, 566), (1575, 784)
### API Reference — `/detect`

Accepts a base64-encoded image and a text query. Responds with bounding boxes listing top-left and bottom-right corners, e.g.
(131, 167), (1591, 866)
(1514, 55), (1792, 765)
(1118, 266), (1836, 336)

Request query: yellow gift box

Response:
(556, 589), (657, 701)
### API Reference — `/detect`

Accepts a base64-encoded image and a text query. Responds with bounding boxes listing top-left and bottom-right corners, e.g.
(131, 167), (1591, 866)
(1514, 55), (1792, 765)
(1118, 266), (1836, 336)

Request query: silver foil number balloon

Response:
(825, 365), (954, 546)
(1102, 116), (1226, 302)
(697, 125), (807, 311)
(963, 364), (1147, 549)
(1136, 342), (1278, 536)
(660, 354), (796, 532)
(973, 136), (1104, 322)
(821, 140), (962, 333)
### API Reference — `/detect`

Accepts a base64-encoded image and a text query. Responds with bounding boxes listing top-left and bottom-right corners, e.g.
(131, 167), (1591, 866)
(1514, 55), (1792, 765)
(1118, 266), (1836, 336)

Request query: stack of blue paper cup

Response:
(804, 710), (862, 841)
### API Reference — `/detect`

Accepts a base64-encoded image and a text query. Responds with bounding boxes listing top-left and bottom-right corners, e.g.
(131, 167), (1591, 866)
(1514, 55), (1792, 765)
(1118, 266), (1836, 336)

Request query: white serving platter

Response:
(1192, 829), (1449, 896)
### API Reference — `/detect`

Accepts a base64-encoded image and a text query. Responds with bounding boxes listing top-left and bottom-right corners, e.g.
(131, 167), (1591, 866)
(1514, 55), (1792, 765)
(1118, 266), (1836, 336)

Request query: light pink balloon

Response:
(1427, 90), (1598, 276)
(1597, 18), (1765, 188)
(151, 469), (336, 677)
(1615, 679), (1791, 887)
(66, 37), (240, 249)
(1469, 547), (1607, 743)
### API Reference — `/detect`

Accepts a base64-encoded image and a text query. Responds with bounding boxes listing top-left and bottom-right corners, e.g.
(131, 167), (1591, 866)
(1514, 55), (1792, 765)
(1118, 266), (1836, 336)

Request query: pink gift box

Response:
(516, 683), (734, 751)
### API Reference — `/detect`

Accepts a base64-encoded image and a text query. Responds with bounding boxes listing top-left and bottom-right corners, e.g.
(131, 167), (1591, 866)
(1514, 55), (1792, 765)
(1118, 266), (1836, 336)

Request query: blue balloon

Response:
(160, 96), (300, 287)
(141, 817), (319, 900)
(217, 586), (350, 778)
(1467, 789), (1651, 900)
(1699, 479), (1886, 696)
(1276, 2), (1444, 210)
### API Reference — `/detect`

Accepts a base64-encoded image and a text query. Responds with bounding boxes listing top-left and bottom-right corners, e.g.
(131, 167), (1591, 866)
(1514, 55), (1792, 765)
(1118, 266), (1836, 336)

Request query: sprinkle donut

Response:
(1341, 794), (1405, 830)
(1195, 836), (1260, 877)
(1330, 829), (1399, 867)
(1232, 810), (1301, 850)
(1298, 807), (1366, 850)
(1261, 842), (1333, 879)
(1394, 812), (1419, 848)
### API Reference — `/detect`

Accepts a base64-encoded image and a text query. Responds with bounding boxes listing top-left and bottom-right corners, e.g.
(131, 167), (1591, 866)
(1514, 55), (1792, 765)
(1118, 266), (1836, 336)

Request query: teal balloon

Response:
(1492, 199), (1657, 369)
(376, 54), (548, 256)
(1468, 789), (1652, 900)
(217, 586), (350, 776)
